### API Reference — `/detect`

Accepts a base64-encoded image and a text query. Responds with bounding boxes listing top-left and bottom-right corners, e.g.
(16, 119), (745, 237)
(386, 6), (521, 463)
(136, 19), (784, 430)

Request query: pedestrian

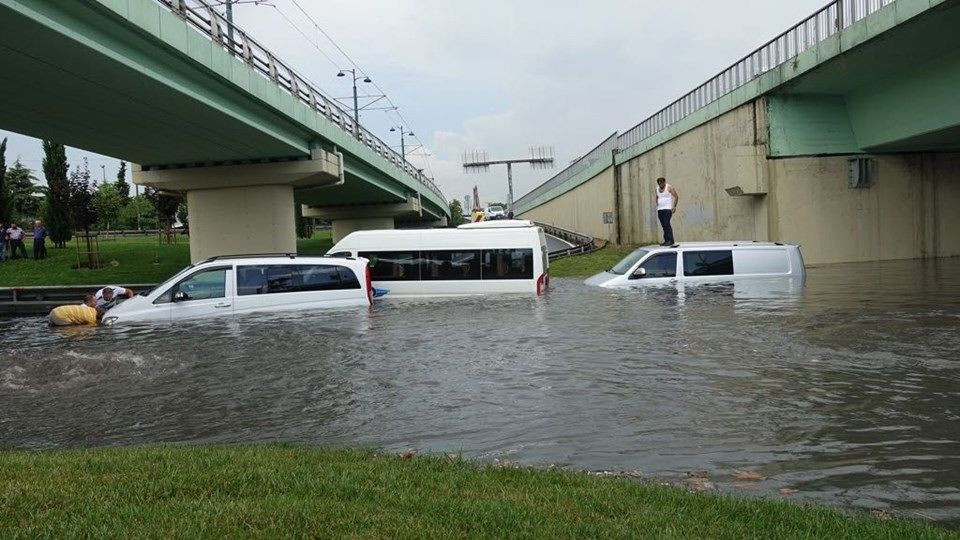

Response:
(0, 221), (6, 262)
(655, 177), (679, 246)
(94, 285), (135, 311)
(32, 220), (48, 260)
(6, 222), (28, 259)
(48, 293), (102, 326)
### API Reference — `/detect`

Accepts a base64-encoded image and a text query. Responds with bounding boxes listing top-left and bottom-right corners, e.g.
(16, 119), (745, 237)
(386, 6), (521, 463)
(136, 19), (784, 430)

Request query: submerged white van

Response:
(327, 220), (550, 296)
(584, 242), (805, 288)
(102, 255), (374, 325)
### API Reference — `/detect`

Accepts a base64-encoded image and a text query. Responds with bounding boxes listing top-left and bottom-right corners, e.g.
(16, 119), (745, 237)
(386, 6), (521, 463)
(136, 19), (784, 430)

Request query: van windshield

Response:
(609, 249), (649, 275)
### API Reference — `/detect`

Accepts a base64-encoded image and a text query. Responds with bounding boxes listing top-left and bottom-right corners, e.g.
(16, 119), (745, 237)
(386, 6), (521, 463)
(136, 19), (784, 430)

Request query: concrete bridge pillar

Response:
(303, 195), (424, 243)
(133, 149), (342, 262)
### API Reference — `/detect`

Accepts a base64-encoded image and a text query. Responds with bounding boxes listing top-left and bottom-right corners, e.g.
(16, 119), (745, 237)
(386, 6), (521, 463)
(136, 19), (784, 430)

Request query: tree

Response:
(5, 160), (43, 221)
(176, 201), (188, 231)
(118, 195), (158, 230)
(0, 137), (9, 224)
(69, 160), (97, 233)
(448, 199), (464, 227)
(92, 182), (122, 230)
(145, 186), (180, 242)
(115, 161), (130, 203)
(295, 203), (311, 239)
(42, 141), (72, 247)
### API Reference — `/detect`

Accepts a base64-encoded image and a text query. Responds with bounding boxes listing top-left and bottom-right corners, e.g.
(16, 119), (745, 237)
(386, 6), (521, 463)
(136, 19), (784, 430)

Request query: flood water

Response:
(2, 258), (959, 523)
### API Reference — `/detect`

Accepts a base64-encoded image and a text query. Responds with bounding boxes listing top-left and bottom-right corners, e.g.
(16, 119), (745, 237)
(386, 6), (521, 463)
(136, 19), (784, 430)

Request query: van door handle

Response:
(214, 302), (231, 308)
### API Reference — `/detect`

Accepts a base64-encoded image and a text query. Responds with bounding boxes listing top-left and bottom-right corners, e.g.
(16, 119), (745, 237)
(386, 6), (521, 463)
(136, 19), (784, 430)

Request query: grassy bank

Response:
(550, 244), (640, 278)
(0, 233), (333, 287)
(0, 445), (948, 538)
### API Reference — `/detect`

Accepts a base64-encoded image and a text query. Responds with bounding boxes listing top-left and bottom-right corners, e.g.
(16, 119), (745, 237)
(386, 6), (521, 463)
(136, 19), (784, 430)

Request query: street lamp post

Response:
(390, 126), (414, 167)
(337, 69), (371, 133)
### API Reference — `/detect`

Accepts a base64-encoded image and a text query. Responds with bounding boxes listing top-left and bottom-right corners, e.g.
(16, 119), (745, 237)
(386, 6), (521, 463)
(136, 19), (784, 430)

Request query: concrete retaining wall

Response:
(520, 99), (960, 265)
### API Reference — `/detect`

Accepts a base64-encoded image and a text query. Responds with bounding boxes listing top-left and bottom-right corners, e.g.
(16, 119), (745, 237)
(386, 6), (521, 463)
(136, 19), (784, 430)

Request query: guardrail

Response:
(534, 221), (600, 261)
(153, 0), (446, 203)
(0, 284), (158, 316)
(616, 0), (896, 152)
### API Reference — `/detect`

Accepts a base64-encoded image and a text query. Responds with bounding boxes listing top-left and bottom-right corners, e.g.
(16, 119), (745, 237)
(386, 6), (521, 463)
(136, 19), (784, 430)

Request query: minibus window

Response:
(359, 251), (420, 281)
(683, 251), (734, 276)
(481, 249), (534, 280)
(421, 251), (481, 280)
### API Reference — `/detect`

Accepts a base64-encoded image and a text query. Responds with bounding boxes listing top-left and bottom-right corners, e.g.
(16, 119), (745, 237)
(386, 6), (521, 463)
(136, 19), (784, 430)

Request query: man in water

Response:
(94, 285), (135, 311)
(48, 294), (101, 326)
(655, 177), (679, 246)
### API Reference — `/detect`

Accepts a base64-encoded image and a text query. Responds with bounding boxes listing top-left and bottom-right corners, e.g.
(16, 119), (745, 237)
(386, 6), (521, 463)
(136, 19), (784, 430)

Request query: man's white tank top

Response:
(656, 184), (674, 210)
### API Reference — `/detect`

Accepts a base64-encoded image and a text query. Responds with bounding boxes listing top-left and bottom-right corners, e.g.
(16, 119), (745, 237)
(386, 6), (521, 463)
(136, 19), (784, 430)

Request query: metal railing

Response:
(616, 0), (897, 152)
(514, 133), (618, 211)
(153, 0), (446, 203)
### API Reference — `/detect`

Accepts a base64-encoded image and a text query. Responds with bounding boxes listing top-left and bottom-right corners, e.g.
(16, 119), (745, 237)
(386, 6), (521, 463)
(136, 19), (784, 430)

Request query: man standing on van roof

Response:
(655, 177), (679, 246)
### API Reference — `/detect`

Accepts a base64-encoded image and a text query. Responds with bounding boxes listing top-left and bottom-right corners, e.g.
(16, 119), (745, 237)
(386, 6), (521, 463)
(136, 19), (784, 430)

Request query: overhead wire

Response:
(285, 0), (437, 182)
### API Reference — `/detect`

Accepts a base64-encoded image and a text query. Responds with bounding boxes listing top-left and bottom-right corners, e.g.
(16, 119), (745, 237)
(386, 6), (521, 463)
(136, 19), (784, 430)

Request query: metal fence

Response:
(616, 0), (897, 152)
(514, 133), (618, 211)
(153, 0), (446, 202)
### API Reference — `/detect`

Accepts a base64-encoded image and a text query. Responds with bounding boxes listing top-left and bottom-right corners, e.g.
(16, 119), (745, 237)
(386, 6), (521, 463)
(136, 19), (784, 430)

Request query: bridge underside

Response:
(0, 0), (447, 242)
(768, 0), (960, 156)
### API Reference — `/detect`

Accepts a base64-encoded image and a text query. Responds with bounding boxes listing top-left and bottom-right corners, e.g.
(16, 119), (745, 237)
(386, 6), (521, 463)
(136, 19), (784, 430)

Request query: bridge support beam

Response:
(134, 149), (342, 262)
(303, 195), (424, 243)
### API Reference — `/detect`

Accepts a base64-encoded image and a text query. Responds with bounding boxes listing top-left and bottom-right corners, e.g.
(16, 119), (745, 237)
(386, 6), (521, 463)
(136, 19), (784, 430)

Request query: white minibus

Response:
(327, 220), (550, 296)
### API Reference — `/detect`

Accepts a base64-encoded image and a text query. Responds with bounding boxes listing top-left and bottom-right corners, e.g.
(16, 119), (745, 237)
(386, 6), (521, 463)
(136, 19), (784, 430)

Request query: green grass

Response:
(0, 232), (334, 287)
(550, 244), (642, 278)
(0, 445), (949, 538)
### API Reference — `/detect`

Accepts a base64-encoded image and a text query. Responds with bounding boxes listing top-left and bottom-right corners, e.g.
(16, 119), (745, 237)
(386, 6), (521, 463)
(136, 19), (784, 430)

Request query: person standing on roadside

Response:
(6, 222), (27, 259)
(655, 177), (679, 246)
(32, 220), (48, 260)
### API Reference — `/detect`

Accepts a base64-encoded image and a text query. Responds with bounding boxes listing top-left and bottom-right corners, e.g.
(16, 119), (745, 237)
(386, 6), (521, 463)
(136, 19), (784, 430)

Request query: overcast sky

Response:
(1, 0), (826, 205)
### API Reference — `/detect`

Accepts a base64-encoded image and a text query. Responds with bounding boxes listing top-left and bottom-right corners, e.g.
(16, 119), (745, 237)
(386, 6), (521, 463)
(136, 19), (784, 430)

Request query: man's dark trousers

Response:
(33, 239), (47, 260)
(658, 209), (674, 245)
(10, 239), (27, 259)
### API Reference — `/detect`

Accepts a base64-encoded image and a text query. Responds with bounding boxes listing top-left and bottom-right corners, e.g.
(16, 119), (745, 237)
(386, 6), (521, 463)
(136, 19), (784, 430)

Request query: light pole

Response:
(100, 164), (106, 182)
(389, 126), (414, 165)
(336, 69), (371, 131)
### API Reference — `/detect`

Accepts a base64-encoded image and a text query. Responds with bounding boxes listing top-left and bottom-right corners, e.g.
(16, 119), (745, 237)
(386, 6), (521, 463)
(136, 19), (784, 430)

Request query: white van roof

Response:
(457, 220), (535, 229)
(644, 241), (797, 250)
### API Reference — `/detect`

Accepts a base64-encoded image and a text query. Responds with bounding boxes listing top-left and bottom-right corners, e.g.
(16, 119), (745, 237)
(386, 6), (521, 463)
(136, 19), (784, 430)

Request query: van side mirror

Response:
(173, 291), (189, 302)
(629, 267), (646, 280)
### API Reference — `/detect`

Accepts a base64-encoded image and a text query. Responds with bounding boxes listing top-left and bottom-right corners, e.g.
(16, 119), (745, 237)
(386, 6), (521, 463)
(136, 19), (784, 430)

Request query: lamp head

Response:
(336, 71), (345, 77)
(362, 77), (372, 83)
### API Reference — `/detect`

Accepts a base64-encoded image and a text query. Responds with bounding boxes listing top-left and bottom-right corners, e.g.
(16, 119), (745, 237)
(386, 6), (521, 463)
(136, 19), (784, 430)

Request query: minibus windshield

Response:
(609, 249), (649, 275)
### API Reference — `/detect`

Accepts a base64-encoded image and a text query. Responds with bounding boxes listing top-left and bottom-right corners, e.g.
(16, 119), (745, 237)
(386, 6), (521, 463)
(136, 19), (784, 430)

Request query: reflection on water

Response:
(2, 258), (960, 522)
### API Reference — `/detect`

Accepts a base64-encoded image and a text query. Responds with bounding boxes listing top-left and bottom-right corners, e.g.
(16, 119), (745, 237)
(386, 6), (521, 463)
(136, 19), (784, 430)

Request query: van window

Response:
(735, 249), (789, 274)
(155, 267), (229, 304)
(611, 248), (649, 275)
(482, 249), (533, 279)
(337, 267), (361, 289)
(299, 265), (345, 291)
(421, 250), (481, 280)
(237, 264), (358, 295)
(683, 251), (734, 276)
(359, 251), (420, 281)
(637, 253), (676, 278)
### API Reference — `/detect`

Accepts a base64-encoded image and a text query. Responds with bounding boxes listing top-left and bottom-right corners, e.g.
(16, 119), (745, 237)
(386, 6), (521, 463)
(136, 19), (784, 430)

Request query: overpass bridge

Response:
(516, 0), (960, 265)
(0, 0), (449, 261)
